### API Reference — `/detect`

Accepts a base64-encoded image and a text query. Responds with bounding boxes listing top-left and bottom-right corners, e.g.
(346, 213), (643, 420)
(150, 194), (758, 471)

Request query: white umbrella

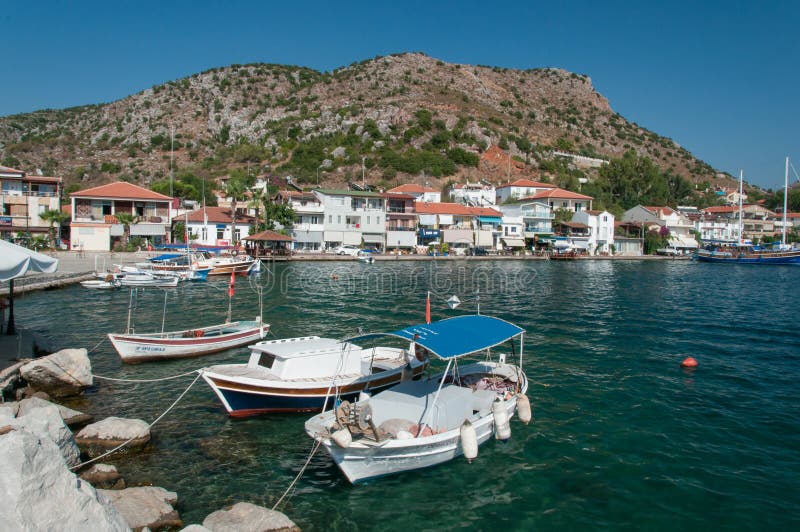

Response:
(0, 240), (58, 281)
(0, 240), (58, 334)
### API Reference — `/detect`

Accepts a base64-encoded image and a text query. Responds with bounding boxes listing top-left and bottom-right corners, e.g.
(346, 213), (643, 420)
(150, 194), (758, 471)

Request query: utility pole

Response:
(362, 156), (366, 189)
(169, 127), (175, 199)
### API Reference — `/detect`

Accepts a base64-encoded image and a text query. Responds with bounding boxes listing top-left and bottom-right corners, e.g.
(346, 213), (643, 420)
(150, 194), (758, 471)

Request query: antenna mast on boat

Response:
(783, 157), (789, 247)
(738, 170), (744, 242)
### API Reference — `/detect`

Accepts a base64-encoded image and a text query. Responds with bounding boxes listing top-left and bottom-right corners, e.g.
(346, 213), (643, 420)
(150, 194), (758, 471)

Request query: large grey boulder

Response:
(80, 463), (126, 490)
(203, 502), (300, 532)
(13, 401), (80, 467)
(0, 430), (128, 531)
(20, 348), (92, 397)
(75, 416), (150, 458)
(99, 486), (182, 531)
(18, 396), (93, 427)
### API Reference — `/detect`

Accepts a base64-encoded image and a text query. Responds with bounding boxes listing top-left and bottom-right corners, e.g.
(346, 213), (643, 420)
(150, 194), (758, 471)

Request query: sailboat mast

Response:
(783, 157), (789, 247)
(738, 170), (744, 242)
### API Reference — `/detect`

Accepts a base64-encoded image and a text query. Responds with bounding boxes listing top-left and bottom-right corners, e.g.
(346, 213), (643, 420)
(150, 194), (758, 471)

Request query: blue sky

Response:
(3, 0), (799, 189)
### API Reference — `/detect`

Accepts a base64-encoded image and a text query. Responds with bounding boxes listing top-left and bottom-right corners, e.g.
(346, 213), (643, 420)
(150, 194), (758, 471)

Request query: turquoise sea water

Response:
(14, 260), (800, 530)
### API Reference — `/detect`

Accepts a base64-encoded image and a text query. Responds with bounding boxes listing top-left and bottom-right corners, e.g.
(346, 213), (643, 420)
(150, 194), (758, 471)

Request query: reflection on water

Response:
(15, 260), (800, 530)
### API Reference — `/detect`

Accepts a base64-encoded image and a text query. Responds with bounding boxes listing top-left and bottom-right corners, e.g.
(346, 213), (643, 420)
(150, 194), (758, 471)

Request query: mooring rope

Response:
(70, 371), (202, 471)
(86, 337), (107, 354)
(93, 370), (202, 383)
(272, 440), (322, 511)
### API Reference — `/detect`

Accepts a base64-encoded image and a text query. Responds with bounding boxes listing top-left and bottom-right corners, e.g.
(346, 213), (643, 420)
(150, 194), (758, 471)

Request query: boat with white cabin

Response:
(200, 334), (427, 417)
(304, 314), (530, 483)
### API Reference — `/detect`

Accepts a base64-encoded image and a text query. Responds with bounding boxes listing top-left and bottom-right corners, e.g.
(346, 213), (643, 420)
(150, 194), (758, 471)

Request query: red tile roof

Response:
(24, 175), (62, 183)
(585, 210), (604, 216)
(644, 206), (675, 216)
(244, 229), (293, 242)
(523, 188), (593, 201)
(71, 182), (172, 201)
(496, 179), (555, 189)
(387, 184), (439, 194)
(786, 213), (800, 219)
(185, 207), (255, 224)
(0, 165), (25, 175)
(702, 206), (738, 214)
(381, 193), (416, 200)
(413, 202), (502, 217)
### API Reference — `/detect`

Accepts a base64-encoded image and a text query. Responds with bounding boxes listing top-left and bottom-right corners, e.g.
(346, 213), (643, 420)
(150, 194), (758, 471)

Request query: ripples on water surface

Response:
(16, 260), (800, 530)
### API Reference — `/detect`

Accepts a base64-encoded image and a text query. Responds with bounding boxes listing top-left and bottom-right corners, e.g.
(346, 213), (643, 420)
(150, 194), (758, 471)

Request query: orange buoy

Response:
(680, 357), (698, 368)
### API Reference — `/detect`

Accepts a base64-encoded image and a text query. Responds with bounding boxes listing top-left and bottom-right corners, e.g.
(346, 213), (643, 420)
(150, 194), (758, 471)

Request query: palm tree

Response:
(114, 212), (138, 250)
(39, 209), (70, 248)
(225, 178), (249, 245)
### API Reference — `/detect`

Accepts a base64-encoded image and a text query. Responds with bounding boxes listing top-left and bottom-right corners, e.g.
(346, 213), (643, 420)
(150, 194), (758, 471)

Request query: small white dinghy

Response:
(304, 314), (530, 483)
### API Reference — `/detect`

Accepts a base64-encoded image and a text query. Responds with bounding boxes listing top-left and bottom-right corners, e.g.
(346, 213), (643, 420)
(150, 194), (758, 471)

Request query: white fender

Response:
(460, 420), (478, 462)
(332, 428), (352, 448)
(516, 393), (532, 425)
(401, 363), (414, 382)
(492, 398), (511, 441)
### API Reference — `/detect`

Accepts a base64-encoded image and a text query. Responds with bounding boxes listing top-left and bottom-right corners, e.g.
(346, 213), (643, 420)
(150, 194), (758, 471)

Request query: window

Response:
(337, 215), (342, 224)
(217, 228), (225, 240)
(234, 229), (241, 241)
(201, 227), (208, 240)
(328, 215), (332, 223)
(376, 216), (380, 224)
(332, 197), (345, 206)
(603, 215), (608, 222)
(310, 215), (319, 224)
(366, 216), (370, 224)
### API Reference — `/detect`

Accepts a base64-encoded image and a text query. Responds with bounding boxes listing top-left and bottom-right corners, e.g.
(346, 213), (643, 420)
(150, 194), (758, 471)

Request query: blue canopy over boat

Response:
(346, 315), (524, 360)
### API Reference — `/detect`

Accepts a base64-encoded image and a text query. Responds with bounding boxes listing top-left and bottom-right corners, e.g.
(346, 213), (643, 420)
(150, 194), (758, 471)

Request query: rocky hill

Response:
(0, 53), (723, 193)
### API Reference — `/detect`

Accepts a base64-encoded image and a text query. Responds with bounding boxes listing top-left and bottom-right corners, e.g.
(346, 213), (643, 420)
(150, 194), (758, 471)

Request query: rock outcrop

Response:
(19, 348), (92, 397)
(80, 463), (126, 489)
(0, 430), (128, 531)
(99, 486), (182, 531)
(12, 400), (80, 467)
(75, 416), (150, 457)
(17, 396), (93, 427)
(203, 502), (300, 532)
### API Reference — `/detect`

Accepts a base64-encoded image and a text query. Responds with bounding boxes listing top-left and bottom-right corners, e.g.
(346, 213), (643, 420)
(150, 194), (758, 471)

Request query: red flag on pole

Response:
(228, 270), (235, 297)
(425, 291), (431, 324)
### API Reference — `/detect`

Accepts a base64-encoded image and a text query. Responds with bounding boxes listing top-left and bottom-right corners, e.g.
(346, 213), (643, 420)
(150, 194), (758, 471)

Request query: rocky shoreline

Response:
(0, 348), (300, 531)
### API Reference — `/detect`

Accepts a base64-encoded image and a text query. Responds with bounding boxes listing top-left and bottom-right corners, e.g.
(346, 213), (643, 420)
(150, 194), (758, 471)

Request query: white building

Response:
(572, 210), (615, 255)
(70, 182), (173, 251)
(498, 201), (553, 244)
(386, 184), (440, 203)
(275, 191), (324, 251)
(449, 182), (496, 206)
(495, 179), (556, 204)
(185, 206), (255, 246)
(314, 189), (386, 250)
(0, 165), (62, 241)
(623, 205), (698, 251)
(525, 188), (593, 213)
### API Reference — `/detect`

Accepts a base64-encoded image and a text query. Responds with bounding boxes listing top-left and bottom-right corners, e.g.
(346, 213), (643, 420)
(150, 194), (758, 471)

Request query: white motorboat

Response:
(108, 318), (269, 363)
(304, 314), (530, 483)
(80, 277), (121, 290)
(201, 334), (427, 417)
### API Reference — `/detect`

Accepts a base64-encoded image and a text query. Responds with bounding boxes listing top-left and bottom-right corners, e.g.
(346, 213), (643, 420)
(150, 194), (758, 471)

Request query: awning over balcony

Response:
(501, 238), (525, 248)
(130, 223), (167, 236)
(443, 229), (473, 244)
(362, 233), (384, 244)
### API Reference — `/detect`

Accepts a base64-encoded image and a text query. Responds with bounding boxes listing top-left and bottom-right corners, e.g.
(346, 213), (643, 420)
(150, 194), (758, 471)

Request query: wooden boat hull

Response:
(696, 251), (800, 264)
(108, 323), (268, 363)
(207, 261), (255, 275)
(201, 364), (425, 417)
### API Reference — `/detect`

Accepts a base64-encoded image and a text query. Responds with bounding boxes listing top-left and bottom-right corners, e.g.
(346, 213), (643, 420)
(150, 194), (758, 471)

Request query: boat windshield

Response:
(257, 352), (276, 369)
